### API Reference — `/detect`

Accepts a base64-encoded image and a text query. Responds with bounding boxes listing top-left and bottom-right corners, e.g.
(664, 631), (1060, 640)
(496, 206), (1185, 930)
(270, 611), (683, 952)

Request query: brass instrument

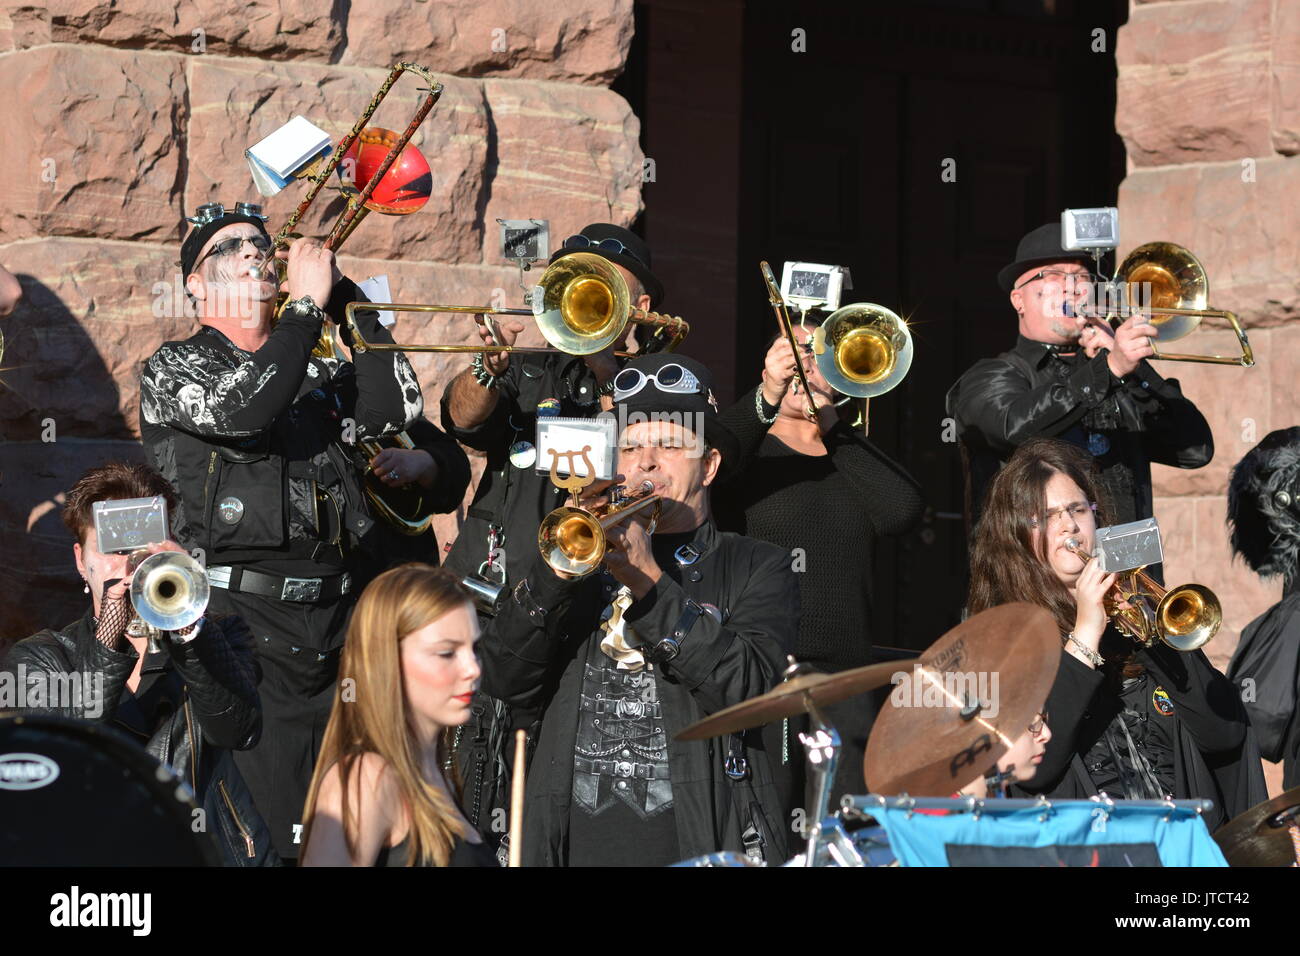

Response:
(1064, 537), (1220, 652)
(351, 431), (435, 536)
(249, 62), (444, 361)
(248, 63), (444, 536)
(1080, 241), (1254, 367)
(760, 261), (819, 420)
(756, 262), (911, 433)
(538, 480), (662, 577)
(125, 549), (211, 654)
(343, 252), (688, 357)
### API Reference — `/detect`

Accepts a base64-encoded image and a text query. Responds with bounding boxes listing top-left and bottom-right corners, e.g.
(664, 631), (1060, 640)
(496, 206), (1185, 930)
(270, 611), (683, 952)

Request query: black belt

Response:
(574, 757), (664, 780)
(208, 566), (352, 604)
(579, 695), (662, 719)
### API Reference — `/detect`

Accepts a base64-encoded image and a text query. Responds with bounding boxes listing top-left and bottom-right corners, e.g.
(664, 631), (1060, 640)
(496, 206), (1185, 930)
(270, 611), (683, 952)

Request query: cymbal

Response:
(675, 661), (901, 742)
(1213, 785), (1300, 867)
(863, 603), (1061, 797)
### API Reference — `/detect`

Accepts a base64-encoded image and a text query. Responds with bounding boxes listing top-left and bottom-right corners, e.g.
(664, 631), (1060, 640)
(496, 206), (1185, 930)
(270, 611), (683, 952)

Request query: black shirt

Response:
(717, 389), (924, 670)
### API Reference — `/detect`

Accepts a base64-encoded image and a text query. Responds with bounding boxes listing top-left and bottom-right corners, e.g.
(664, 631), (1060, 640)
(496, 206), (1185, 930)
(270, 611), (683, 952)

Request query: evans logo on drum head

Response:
(0, 753), (60, 790)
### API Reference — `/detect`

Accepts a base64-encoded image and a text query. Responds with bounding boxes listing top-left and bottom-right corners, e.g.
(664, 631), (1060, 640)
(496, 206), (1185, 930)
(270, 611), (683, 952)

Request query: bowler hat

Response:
(997, 222), (1092, 292)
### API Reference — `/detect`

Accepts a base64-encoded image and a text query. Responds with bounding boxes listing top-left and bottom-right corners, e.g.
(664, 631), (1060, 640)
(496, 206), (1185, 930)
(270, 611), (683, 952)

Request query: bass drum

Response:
(0, 715), (219, 866)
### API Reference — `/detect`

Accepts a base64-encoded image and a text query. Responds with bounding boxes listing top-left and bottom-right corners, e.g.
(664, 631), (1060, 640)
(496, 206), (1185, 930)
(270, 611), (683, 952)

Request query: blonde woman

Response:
(300, 564), (495, 867)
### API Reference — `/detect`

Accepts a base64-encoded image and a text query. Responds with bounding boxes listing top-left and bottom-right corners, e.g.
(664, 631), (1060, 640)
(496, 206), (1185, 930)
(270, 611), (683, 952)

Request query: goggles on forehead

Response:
(613, 363), (702, 402)
(562, 234), (649, 271)
(186, 201), (269, 226)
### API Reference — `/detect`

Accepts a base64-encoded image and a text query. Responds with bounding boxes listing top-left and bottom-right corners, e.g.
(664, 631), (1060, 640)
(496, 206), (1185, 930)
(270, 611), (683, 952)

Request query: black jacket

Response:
(440, 353), (612, 582)
(1228, 591), (1300, 790)
(2, 610), (277, 865)
(139, 280), (423, 570)
(1015, 638), (1268, 832)
(947, 336), (1213, 526)
(479, 520), (799, 866)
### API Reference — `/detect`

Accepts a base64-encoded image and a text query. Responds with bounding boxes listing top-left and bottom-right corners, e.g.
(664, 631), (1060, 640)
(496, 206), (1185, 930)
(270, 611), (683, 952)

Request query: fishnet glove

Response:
(94, 582), (132, 651)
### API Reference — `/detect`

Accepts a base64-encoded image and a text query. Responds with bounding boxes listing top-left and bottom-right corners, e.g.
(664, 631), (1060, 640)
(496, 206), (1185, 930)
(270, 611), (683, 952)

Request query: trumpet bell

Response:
(538, 507), (607, 576)
(532, 252), (630, 355)
(1156, 582), (1221, 652)
(1117, 242), (1208, 344)
(814, 303), (913, 399)
(129, 551), (209, 632)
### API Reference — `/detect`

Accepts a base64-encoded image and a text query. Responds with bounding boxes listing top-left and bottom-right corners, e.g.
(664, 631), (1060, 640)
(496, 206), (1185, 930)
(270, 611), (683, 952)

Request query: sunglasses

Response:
(562, 234), (648, 270)
(613, 363), (701, 401)
(195, 233), (273, 268)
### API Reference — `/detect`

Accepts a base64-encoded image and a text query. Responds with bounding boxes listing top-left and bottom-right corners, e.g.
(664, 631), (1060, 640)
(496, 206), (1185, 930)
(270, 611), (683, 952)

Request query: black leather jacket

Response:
(480, 520), (799, 866)
(2, 610), (278, 866)
(947, 335), (1213, 527)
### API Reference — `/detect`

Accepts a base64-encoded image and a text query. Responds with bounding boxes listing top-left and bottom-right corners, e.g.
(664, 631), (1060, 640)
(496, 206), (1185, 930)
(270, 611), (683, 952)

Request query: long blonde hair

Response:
(301, 563), (473, 866)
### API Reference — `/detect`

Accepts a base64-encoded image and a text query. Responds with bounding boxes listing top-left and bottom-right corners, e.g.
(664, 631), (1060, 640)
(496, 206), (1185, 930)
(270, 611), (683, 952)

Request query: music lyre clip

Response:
(548, 447), (596, 506)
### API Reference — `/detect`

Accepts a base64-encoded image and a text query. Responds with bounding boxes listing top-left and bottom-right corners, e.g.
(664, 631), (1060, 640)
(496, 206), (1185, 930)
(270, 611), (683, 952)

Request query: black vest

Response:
(143, 328), (376, 568)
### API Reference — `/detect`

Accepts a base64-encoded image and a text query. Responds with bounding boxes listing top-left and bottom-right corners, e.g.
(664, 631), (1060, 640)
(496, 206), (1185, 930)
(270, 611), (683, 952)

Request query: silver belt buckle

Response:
(281, 577), (322, 602)
(616, 761), (635, 778)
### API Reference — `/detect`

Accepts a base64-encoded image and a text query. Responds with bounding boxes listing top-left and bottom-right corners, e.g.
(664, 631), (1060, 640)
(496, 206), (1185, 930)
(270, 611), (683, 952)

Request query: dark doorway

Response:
(626, 0), (1127, 649)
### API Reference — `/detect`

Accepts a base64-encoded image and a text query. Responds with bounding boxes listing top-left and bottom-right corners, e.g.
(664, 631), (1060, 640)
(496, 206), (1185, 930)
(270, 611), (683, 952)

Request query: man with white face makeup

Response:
(476, 354), (799, 866)
(947, 222), (1213, 531)
(136, 201), (458, 860)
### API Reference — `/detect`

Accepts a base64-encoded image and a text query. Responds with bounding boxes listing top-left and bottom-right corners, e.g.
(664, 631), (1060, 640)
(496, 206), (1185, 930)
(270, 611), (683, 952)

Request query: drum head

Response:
(0, 715), (218, 866)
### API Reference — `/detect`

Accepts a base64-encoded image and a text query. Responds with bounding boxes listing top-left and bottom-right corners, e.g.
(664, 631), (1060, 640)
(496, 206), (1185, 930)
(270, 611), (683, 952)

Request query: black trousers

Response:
(208, 584), (353, 861)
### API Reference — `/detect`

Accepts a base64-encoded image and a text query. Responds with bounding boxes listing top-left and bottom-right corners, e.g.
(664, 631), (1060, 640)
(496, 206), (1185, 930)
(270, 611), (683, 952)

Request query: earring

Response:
(82, 580), (90, 594)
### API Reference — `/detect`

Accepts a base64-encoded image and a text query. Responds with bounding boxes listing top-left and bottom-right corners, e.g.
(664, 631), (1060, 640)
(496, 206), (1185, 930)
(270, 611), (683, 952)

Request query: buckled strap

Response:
(512, 578), (548, 623)
(574, 757), (662, 780)
(208, 565), (352, 604)
(583, 662), (648, 686)
(579, 695), (662, 719)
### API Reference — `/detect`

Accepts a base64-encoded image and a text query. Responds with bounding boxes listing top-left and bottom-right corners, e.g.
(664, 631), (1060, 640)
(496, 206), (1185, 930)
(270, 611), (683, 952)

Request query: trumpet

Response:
(538, 481), (662, 577)
(125, 549), (211, 654)
(343, 252), (688, 358)
(1064, 537), (1220, 652)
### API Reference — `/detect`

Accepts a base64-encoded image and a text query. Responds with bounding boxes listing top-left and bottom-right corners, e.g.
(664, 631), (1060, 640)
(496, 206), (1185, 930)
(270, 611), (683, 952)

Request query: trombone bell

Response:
(815, 303), (913, 399)
(1118, 241), (1208, 344)
(535, 252), (629, 354)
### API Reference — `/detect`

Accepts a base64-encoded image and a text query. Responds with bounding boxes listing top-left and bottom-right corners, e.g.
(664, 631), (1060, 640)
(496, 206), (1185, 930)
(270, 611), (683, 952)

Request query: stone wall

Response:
(1117, 0), (1300, 793)
(0, 0), (643, 641)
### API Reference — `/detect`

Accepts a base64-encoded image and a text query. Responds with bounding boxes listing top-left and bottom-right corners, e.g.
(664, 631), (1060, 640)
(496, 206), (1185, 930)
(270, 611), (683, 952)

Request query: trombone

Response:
(1079, 242), (1254, 367)
(1064, 537), (1220, 652)
(248, 62), (444, 361)
(538, 481), (662, 577)
(758, 261), (913, 433)
(343, 251), (689, 357)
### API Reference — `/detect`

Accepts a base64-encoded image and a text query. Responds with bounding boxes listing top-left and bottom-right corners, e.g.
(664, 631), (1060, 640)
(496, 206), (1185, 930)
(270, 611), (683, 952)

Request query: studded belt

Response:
(208, 565), (352, 604)
(574, 756), (664, 779)
(579, 695), (662, 719)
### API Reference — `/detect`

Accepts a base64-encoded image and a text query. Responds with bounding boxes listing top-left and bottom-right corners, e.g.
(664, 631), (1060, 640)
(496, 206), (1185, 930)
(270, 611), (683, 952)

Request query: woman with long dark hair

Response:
(967, 438), (1265, 829)
(300, 564), (496, 866)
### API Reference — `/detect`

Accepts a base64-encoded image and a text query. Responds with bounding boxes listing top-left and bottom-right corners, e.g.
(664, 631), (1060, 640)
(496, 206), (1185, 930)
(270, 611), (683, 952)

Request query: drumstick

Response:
(508, 728), (526, 868)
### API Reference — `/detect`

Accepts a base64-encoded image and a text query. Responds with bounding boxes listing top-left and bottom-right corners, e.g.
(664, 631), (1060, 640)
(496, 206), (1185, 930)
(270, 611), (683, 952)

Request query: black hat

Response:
(180, 202), (271, 282)
(997, 222), (1092, 292)
(611, 353), (738, 475)
(549, 223), (664, 308)
(1228, 426), (1300, 582)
